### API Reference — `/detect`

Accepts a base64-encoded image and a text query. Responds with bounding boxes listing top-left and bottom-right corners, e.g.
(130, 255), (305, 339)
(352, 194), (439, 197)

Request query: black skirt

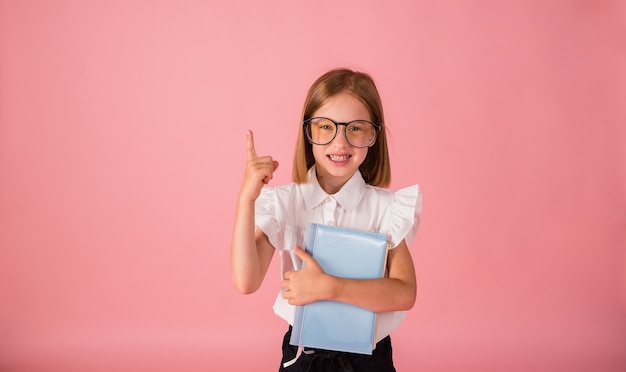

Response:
(279, 326), (396, 372)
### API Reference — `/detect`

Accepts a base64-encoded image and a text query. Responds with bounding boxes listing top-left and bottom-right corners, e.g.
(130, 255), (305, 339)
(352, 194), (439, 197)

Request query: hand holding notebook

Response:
(289, 223), (389, 355)
(282, 246), (329, 305)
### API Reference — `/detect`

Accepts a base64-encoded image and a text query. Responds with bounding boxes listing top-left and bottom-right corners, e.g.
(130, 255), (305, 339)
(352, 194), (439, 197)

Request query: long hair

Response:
(292, 68), (391, 187)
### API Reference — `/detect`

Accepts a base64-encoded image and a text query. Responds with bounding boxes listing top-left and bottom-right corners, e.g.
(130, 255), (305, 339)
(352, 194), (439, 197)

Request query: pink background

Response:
(1, 1), (625, 371)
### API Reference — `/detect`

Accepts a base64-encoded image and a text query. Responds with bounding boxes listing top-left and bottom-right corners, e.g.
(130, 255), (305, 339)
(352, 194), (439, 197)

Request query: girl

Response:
(231, 68), (422, 371)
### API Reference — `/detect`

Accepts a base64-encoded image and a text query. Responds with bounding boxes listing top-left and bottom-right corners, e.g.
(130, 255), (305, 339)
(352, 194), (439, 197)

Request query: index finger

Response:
(246, 130), (258, 160)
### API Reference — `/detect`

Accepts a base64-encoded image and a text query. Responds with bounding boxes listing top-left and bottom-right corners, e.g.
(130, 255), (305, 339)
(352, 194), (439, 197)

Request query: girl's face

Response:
(310, 91), (371, 194)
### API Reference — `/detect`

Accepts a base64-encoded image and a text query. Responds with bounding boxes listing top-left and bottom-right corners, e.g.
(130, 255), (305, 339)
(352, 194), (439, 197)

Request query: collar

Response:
(301, 167), (367, 212)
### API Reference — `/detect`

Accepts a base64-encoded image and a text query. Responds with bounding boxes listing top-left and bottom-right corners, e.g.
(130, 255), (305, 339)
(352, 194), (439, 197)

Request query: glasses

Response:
(303, 117), (381, 148)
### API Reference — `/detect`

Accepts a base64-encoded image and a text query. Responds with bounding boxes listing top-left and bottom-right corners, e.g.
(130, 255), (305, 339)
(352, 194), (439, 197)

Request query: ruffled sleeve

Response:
(254, 186), (283, 249)
(385, 185), (422, 248)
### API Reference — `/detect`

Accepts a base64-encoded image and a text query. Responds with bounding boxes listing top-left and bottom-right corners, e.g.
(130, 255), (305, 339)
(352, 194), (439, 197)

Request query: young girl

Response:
(231, 68), (422, 371)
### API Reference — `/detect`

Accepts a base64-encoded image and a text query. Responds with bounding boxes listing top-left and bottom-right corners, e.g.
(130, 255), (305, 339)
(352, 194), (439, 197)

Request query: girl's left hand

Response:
(281, 246), (331, 305)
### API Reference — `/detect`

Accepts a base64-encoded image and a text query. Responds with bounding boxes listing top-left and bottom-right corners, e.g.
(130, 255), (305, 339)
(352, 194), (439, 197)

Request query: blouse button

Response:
(327, 221), (335, 226)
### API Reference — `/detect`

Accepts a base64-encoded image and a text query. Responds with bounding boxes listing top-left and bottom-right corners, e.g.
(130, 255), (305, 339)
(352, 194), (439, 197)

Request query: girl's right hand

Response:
(239, 130), (279, 202)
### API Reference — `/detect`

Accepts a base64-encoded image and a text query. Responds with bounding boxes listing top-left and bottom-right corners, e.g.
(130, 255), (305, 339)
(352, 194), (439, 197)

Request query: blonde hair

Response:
(292, 68), (391, 187)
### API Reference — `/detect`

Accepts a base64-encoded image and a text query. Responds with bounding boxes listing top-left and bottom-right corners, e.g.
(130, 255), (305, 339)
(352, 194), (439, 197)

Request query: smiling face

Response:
(310, 91), (372, 194)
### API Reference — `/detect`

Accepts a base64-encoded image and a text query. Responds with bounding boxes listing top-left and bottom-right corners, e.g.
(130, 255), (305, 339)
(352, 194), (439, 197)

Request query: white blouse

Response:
(255, 167), (422, 344)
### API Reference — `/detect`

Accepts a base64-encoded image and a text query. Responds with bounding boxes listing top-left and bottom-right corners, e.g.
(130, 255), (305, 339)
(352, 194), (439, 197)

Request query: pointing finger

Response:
(246, 130), (258, 160)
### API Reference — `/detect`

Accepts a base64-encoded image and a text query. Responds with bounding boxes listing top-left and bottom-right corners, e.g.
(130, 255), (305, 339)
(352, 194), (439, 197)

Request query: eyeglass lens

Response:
(306, 118), (376, 148)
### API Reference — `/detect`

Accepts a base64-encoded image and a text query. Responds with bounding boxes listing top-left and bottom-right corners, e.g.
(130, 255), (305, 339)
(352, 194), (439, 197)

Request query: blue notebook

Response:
(289, 223), (388, 354)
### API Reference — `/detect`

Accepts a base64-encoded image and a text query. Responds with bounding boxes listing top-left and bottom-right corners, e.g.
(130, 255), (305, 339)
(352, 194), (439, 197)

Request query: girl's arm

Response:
(230, 131), (278, 294)
(281, 240), (417, 312)
(231, 202), (275, 294)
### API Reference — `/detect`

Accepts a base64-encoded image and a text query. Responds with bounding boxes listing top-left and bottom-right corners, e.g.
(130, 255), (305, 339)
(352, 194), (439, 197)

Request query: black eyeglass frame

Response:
(303, 117), (381, 148)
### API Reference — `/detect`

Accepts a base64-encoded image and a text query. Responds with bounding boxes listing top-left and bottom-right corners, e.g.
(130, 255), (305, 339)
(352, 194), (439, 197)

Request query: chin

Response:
(326, 167), (358, 179)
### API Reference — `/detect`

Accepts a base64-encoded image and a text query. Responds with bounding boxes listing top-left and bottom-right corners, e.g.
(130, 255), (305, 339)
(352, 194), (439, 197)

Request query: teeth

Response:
(329, 155), (350, 161)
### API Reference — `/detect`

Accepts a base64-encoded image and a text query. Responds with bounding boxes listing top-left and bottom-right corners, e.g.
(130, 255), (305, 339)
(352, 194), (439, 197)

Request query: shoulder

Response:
(363, 183), (394, 197)
(255, 182), (301, 233)
(393, 185), (422, 212)
(383, 184), (423, 248)
(257, 182), (306, 212)
(259, 182), (298, 197)
(360, 184), (421, 216)
(360, 184), (396, 207)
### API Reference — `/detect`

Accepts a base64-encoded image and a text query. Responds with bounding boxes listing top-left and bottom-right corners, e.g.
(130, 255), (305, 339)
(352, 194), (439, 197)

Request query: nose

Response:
(330, 124), (350, 146)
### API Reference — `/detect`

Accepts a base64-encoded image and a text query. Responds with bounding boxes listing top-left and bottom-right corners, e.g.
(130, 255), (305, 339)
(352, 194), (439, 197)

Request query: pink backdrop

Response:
(1, 1), (625, 371)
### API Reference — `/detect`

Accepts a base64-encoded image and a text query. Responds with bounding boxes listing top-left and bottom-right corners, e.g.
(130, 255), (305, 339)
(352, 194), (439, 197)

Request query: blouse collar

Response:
(301, 167), (366, 212)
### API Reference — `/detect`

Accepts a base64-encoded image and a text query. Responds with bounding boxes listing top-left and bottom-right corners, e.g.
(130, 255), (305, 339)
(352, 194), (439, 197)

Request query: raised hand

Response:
(239, 130), (279, 202)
